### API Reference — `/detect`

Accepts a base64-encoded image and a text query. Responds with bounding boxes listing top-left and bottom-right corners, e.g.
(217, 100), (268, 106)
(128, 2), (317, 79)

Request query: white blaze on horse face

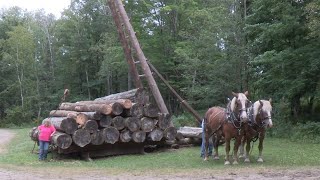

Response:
(267, 111), (273, 128)
(237, 93), (248, 122)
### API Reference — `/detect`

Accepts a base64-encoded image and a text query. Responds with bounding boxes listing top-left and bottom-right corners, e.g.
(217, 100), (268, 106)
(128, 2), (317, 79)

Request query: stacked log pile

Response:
(30, 88), (177, 158)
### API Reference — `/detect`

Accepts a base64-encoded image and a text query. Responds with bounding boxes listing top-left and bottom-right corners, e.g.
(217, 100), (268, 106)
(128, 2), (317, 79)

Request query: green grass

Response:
(0, 128), (319, 173)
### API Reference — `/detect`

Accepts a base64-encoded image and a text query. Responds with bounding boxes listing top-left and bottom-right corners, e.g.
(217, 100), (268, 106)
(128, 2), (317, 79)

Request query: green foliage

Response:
(0, 106), (33, 127)
(291, 122), (320, 144)
(172, 113), (198, 128)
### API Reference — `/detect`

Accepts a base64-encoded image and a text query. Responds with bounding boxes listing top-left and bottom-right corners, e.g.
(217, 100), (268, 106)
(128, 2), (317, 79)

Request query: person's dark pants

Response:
(39, 140), (49, 160)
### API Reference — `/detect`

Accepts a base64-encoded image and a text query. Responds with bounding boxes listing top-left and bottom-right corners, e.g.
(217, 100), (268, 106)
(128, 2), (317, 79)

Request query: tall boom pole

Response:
(112, 0), (169, 114)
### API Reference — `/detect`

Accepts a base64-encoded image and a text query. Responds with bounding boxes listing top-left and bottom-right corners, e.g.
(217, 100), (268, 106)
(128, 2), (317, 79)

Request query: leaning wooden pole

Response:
(148, 61), (202, 124)
(113, 0), (169, 114)
(108, 0), (143, 89)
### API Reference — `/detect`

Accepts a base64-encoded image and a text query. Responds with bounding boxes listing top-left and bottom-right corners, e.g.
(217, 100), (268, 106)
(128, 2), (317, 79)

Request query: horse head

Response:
(253, 99), (273, 128)
(230, 91), (249, 123)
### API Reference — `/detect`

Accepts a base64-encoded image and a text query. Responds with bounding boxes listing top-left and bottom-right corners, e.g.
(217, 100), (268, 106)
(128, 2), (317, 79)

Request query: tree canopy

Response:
(0, 0), (319, 128)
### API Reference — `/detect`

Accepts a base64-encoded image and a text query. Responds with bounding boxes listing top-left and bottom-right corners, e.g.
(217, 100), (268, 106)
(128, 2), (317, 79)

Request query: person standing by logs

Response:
(38, 119), (56, 161)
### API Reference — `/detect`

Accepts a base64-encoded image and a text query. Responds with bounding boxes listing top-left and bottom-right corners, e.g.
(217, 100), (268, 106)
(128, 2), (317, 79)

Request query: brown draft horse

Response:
(204, 91), (249, 165)
(240, 99), (273, 163)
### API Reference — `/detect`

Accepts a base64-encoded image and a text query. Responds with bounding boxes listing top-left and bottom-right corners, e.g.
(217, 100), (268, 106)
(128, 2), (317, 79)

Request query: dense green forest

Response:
(0, 0), (319, 141)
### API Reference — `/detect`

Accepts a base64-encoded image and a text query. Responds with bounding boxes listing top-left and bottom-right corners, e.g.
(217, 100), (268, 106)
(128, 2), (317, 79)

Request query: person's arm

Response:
(50, 126), (56, 137)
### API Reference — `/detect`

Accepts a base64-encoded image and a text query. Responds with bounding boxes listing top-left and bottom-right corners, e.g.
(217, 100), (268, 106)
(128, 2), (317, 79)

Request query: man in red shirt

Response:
(38, 119), (56, 161)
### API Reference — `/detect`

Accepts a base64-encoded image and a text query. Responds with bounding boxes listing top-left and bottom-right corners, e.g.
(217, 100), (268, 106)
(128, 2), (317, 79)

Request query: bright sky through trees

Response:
(0, 0), (70, 17)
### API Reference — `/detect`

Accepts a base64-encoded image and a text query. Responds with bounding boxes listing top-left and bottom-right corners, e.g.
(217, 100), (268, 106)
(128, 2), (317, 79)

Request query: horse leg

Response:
(213, 134), (220, 160)
(239, 137), (245, 159)
(244, 138), (251, 163)
(204, 131), (210, 161)
(224, 137), (231, 165)
(233, 136), (242, 165)
(257, 133), (265, 163)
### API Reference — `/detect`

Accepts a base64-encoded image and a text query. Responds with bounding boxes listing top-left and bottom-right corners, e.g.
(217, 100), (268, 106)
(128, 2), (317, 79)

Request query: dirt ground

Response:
(0, 129), (320, 180)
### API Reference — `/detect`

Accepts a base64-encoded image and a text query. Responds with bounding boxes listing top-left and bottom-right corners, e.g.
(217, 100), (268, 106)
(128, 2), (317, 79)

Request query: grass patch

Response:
(0, 128), (319, 173)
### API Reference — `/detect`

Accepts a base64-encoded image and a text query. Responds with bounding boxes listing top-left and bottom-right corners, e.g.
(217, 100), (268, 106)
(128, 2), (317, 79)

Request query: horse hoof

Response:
(224, 161), (231, 165)
(233, 161), (239, 165)
(213, 156), (220, 160)
(244, 158), (250, 163)
(204, 157), (208, 161)
(239, 155), (244, 159)
(257, 158), (264, 163)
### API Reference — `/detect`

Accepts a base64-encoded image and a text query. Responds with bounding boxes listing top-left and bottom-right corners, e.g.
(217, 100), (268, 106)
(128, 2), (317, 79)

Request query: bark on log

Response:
(119, 129), (132, 142)
(59, 103), (112, 115)
(80, 99), (133, 109)
(91, 130), (104, 145)
(58, 103), (78, 111)
(110, 102), (123, 115)
(123, 103), (143, 118)
(99, 115), (113, 127)
(29, 127), (39, 142)
(72, 129), (91, 147)
(102, 126), (119, 144)
(45, 117), (77, 134)
(95, 88), (149, 105)
(50, 110), (102, 120)
(132, 131), (146, 143)
(148, 128), (163, 141)
(177, 126), (202, 138)
(164, 127), (177, 141)
(75, 104), (112, 115)
(143, 103), (159, 118)
(158, 113), (171, 130)
(112, 116), (125, 130)
(83, 120), (98, 133)
(51, 131), (72, 149)
(124, 117), (141, 132)
(140, 117), (157, 132)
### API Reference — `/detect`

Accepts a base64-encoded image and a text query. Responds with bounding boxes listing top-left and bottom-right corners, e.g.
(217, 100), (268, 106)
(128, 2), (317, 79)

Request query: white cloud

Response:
(0, 0), (71, 18)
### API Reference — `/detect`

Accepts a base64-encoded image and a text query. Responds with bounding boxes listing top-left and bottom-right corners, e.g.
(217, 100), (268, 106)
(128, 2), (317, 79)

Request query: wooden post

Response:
(108, 0), (143, 89)
(113, 0), (169, 115)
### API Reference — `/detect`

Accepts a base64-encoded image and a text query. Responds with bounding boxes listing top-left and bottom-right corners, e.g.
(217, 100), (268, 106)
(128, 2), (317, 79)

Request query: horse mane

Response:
(253, 100), (272, 120)
(230, 97), (237, 112)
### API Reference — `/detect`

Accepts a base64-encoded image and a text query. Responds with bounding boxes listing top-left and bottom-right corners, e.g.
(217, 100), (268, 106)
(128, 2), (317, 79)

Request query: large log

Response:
(73, 113), (88, 127)
(50, 110), (102, 120)
(177, 126), (202, 138)
(83, 120), (98, 133)
(143, 103), (159, 118)
(95, 88), (149, 105)
(110, 102), (123, 115)
(132, 131), (146, 143)
(124, 117), (141, 132)
(59, 103), (112, 115)
(51, 131), (72, 149)
(99, 115), (113, 127)
(112, 116), (125, 130)
(29, 127), (39, 142)
(45, 117), (77, 134)
(119, 129), (132, 142)
(164, 127), (177, 141)
(81, 99), (133, 109)
(158, 113), (171, 130)
(75, 104), (112, 115)
(148, 128), (163, 141)
(72, 129), (91, 147)
(140, 117), (157, 132)
(123, 103), (143, 118)
(102, 126), (119, 144)
(91, 130), (104, 145)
